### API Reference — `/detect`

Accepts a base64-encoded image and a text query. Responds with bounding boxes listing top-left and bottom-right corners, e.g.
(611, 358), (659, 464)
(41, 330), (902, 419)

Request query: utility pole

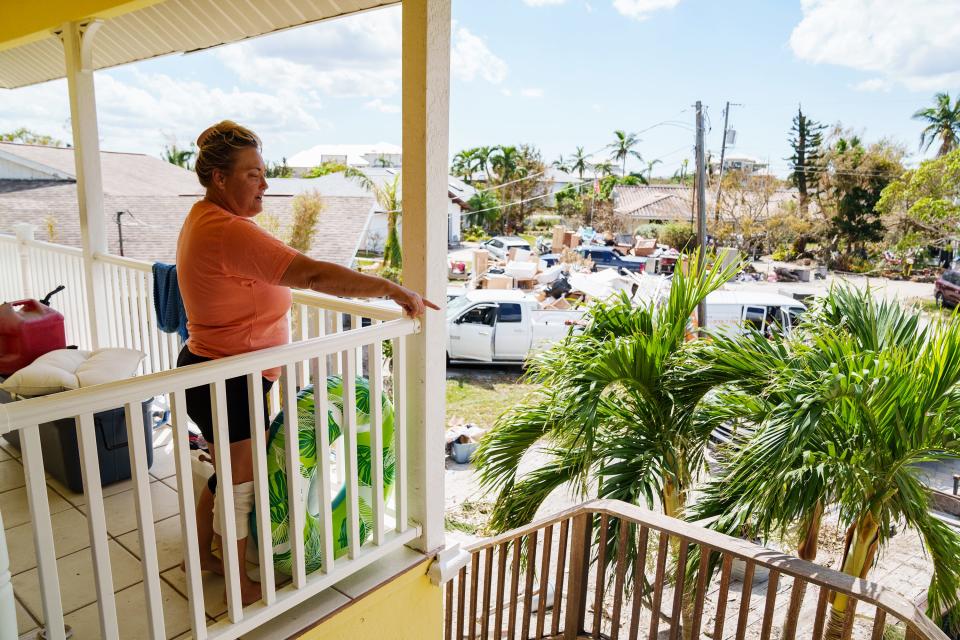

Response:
(714, 101), (741, 222)
(695, 100), (708, 332)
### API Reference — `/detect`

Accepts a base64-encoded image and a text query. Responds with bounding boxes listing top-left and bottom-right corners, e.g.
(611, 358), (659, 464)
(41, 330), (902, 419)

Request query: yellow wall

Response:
(0, 0), (162, 51)
(298, 560), (443, 640)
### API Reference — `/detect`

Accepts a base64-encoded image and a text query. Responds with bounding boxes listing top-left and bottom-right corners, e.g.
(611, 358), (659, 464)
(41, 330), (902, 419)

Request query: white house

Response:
(287, 143), (404, 171)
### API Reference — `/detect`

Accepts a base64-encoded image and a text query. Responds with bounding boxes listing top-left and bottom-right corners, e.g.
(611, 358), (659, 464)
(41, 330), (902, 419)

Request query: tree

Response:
(877, 148), (960, 251)
(817, 128), (905, 259)
(451, 148), (479, 183)
(0, 127), (65, 147)
(287, 190), (324, 253)
(711, 170), (780, 254)
(913, 92), (960, 157)
(489, 144), (547, 233)
(474, 248), (739, 541)
(787, 106), (826, 215)
(551, 154), (569, 172)
(465, 190), (501, 230)
(609, 129), (642, 176)
(570, 146), (590, 193)
(643, 158), (662, 181)
(162, 142), (196, 169)
(303, 161), (353, 178)
(680, 287), (960, 640)
(265, 157), (293, 178)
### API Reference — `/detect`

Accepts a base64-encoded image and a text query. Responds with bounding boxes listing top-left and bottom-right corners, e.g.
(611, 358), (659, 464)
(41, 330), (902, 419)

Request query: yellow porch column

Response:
(401, 0), (451, 555)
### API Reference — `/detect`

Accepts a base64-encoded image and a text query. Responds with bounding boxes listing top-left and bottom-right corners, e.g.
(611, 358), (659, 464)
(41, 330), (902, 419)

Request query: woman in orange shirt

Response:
(177, 121), (436, 605)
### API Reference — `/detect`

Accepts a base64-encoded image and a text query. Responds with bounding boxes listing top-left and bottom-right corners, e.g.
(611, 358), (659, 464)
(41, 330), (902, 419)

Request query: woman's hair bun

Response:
(194, 121), (262, 187)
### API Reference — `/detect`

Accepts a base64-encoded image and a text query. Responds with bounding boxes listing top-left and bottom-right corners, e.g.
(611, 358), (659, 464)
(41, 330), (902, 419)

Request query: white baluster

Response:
(21, 424), (66, 640)
(281, 364), (307, 587)
(342, 350), (361, 558)
(368, 327), (385, 545)
(247, 373), (276, 605)
(310, 354), (334, 574)
(393, 336), (408, 533)
(126, 400), (166, 639)
(169, 390), (207, 639)
(76, 413), (119, 639)
(210, 380), (243, 623)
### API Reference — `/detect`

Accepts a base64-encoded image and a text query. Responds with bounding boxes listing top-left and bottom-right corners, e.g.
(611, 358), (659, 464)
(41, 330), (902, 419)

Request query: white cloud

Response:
(523, 0), (566, 5)
(364, 98), (400, 114)
(585, 2), (595, 13)
(521, 87), (544, 98)
(450, 26), (508, 84)
(790, 0), (960, 91)
(501, 88), (513, 97)
(612, 0), (681, 20)
(854, 78), (894, 93)
(0, 70), (325, 157)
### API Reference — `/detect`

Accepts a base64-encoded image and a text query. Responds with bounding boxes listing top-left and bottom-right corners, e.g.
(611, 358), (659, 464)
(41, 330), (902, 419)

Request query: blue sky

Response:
(2, 0), (959, 178)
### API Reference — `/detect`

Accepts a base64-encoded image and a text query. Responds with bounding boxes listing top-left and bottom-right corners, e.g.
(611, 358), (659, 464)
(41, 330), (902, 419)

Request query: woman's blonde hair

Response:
(194, 120), (262, 188)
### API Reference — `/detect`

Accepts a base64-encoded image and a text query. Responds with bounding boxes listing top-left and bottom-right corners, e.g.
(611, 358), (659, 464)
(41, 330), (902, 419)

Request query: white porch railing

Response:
(0, 234), (428, 639)
(0, 232), (91, 350)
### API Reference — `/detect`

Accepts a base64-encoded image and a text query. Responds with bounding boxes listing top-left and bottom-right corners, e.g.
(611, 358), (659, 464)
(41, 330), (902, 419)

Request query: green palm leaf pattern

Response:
(256, 374), (396, 576)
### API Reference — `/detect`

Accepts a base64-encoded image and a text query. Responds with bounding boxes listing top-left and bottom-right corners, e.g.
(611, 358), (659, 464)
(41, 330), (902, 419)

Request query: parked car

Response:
(540, 245), (647, 273)
(445, 290), (582, 363)
(935, 270), (960, 307)
(481, 236), (531, 261)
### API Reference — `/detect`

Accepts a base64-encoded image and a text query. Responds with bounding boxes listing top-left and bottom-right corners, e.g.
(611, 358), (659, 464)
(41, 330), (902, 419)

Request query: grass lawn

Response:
(446, 367), (539, 430)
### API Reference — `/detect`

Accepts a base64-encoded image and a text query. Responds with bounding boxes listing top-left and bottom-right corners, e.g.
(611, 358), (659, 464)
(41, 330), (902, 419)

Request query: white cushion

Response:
(75, 348), (145, 388)
(0, 347), (145, 398)
(0, 349), (91, 397)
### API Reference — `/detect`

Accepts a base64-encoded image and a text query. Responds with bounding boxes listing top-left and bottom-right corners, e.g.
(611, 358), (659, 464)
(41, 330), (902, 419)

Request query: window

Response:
(460, 306), (496, 326)
(498, 303), (523, 323)
(947, 271), (960, 285)
(744, 306), (766, 331)
(490, 239), (503, 249)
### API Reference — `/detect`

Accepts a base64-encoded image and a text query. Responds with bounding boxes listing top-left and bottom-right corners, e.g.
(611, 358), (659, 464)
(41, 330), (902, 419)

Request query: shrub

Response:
(659, 222), (696, 251)
(463, 226), (490, 242)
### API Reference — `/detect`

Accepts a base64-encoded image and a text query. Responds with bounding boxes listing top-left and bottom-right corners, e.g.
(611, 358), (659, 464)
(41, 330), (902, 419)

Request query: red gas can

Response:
(0, 299), (67, 376)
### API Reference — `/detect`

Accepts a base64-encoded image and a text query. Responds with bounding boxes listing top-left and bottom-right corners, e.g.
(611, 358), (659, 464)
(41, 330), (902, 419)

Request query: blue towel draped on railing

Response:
(152, 262), (189, 340)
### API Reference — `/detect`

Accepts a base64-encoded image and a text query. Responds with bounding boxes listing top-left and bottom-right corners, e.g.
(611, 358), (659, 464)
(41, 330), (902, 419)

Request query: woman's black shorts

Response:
(176, 346), (274, 445)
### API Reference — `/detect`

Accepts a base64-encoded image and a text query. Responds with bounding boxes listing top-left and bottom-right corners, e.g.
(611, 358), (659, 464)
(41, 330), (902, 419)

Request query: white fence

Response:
(0, 233), (426, 639)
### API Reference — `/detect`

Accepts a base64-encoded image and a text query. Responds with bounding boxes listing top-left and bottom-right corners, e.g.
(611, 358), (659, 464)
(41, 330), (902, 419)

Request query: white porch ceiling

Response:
(0, 0), (399, 89)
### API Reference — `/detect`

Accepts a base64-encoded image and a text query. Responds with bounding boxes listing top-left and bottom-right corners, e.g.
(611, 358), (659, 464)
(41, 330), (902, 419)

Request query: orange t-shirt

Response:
(176, 200), (299, 380)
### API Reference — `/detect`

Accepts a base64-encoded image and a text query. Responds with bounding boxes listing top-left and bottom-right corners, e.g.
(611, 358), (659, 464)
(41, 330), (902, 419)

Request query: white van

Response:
(705, 290), (806, 336)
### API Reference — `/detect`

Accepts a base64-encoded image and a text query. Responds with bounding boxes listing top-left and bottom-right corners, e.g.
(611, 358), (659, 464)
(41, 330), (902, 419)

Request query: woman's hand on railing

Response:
(388, 284), (440, 319)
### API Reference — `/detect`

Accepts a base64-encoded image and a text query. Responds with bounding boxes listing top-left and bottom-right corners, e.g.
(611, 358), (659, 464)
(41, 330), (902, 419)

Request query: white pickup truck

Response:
(446, 290), (582, 363)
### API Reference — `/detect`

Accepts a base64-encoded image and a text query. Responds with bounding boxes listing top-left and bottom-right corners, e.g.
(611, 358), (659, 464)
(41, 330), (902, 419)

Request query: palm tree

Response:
(591, 160), (616, 177)
(475, 249), (740, 535)
(644, 158), (662, 181)
(609, 129), (642, 176)
(475, 146), (494, 184)
(679, 287), (960, 640)
(465, 190), (500, 230)
(570, 146), (590, 193)
(324, 167), (403, 273)
(490, 145), (521, 184)
(913, 92), (960, 157)
(162, 142), (195, 169)
(451, 148), (478, 183)
(552, 154), (569, 173)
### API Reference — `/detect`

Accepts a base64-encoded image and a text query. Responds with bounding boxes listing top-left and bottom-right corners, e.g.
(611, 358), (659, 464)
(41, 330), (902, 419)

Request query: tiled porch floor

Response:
(1, 426), (424, 640)
(1, 425), (200, 639)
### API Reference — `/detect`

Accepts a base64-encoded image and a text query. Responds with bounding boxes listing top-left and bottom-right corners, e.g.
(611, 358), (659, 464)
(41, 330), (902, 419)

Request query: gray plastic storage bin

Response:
(0, 389), (154, 493)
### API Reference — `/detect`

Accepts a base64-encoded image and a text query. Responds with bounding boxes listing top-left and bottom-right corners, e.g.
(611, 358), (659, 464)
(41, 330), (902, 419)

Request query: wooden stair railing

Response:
(443, 499), (949, 640)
